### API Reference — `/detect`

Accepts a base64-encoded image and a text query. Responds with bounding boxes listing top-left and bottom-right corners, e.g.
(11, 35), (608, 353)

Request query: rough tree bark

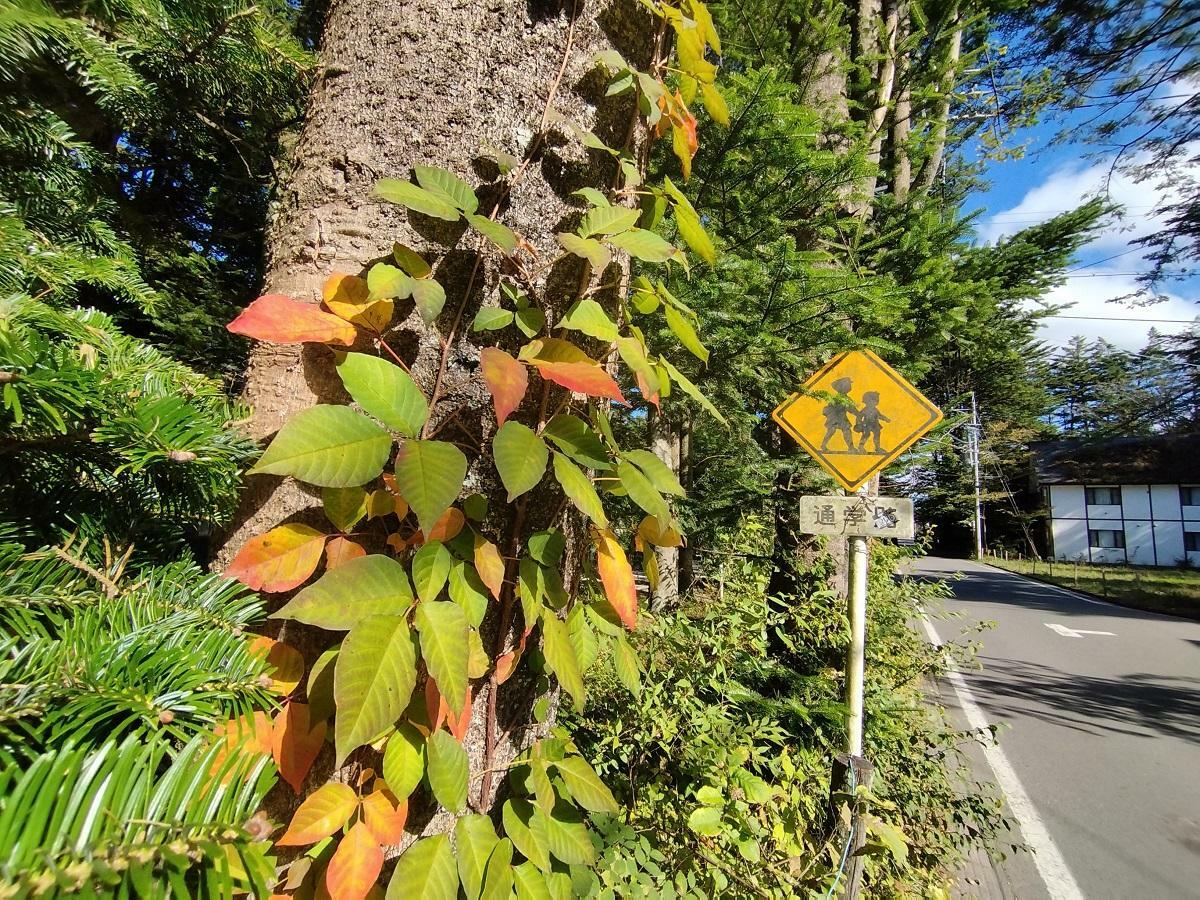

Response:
(890, 2), (913, 203)
(219, 0), (652, 827)
(915, 5), (963, 193)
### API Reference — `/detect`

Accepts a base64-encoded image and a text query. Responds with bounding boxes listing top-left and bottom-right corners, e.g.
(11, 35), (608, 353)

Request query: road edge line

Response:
(921, 615), (1085, 900)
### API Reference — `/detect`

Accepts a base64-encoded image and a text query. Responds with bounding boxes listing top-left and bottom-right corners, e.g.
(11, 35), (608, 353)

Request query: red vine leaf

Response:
(480, 347), (528, 425)
(227, 294), (357, 346)
(446, 684), (472, 743)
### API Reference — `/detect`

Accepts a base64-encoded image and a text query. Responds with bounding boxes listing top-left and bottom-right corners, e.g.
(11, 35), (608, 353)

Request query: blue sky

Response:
(965, 107), (1199, 352)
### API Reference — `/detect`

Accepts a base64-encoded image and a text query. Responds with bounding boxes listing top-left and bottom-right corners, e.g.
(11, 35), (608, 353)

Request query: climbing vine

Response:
(222, 1), (726, 895)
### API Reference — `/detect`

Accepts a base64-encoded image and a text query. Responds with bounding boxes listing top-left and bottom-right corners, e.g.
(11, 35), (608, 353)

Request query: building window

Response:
(1088, 529), (1125, 549)
(1182, 486), (1200, 507)
(1085, 486), (1121, 506)
(1186, 532), (1200, 552)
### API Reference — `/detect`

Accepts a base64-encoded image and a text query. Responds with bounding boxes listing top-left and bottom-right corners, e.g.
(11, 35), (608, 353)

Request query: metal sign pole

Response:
(846, 533), (868, 757)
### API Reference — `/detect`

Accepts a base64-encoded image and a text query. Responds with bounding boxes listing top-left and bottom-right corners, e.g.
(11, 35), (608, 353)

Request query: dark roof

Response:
(1031, 434), (1200, 485)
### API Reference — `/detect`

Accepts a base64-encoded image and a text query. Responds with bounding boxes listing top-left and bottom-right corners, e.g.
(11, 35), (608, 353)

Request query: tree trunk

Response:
(677, 416), (694, 593)
(915, 6), (963, 193)
(648, 406), (680, 609)
(890, 2), (912, 203)
(856, 0), (900, 209)
(219, 0), (652, 825)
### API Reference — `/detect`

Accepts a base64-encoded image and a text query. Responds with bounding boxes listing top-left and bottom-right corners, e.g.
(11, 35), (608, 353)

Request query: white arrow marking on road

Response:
(1044, 623), (1115, 638)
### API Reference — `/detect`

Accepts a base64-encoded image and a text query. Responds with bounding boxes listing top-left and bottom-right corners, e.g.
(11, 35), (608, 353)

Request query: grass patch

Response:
(984, 555), (1200, 620)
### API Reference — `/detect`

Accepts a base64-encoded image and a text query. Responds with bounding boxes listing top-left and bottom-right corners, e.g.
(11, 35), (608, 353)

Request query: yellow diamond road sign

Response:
(772, 349), (942, 492)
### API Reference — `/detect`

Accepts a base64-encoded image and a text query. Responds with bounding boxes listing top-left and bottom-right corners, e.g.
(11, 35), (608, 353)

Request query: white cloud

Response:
(978, 151), (1199, 349)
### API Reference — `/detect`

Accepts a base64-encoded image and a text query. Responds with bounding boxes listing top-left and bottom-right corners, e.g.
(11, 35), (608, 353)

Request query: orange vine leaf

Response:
(479, 347), (528, 425)
(225, 523), (327, 593)
(227, 294), (357, 346)
(473, 535), (505, 600)
(362, 787), (408, 845)
(446, 684), (473, 743)
(272, 701), (327, 794)
(425, 678), (447, 733)
(426, 508), (465, 542)
(277, 782), (359, 847)
(248, 636), (305, 696)
(325, 821), (383, 900)
(594, 527), (638, 630)
(325, 536), (367, 570)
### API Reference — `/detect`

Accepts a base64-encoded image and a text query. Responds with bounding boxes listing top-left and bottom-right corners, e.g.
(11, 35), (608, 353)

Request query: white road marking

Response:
(1044, 623), (1116, 638)
(921, 616), (1086, 900)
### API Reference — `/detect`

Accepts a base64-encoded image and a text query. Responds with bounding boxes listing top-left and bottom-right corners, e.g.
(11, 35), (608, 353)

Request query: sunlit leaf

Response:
(578, 206), (639, 238)
(415, 165), (479, 214)
(494, 421), (548, 501)
(362, 788), (408, 845)
(326, 821), (383, 900)
(637, 514), (683, 547)
(552, 756), (617, 813)
(617, 459), (669, 520)
(386, 834), (459, 900)
(551, 453), (608, 527)
(415, 601), (469, 716)
(504, 799), (551, 872)
(325, 272), (395, 332)
(660, 358), (725, 424)
(383, 723), (426, 800)
(556, 233), (611, 270)
(566, 605), (598, 672)
(540, 613), (585, 711)
(607, 228), (684, 265)
(542, 415), (610, 470)
(412, 278), (448, 325)
(479, 348), (527, 426)
(427, 507), (466, 542)
(335, 615), (418, 764)
(473, 307), (514, 332)
(467, 214), (518, 253)
(277, 782), (358, 846)
(273, 555), (414, 630)
(613, 633), (641, 696)
(228, 294), (357, 346)
(426, 730), (469, 812)
(336, 353), (429, 438)
(376, 178), (461, 221)
(250, 405), (391, 488)
(664, 305), (709, 364)
(226, 523), (326, 593)
(481, 839), (514, 900)
(594, 527), (637, 629)
(448, 561), (489, 627)
(473, 535), (505, 600)
(412, 540), (452, 602)
(248, 636), (305, 695)
(559, 299), (618, 342)
(540, 803), (595, 866)
(393, 440), (468, 535)
(700, 82), (729, 127)
(455, 814), (499, 900)
(625, 448), (685, 496)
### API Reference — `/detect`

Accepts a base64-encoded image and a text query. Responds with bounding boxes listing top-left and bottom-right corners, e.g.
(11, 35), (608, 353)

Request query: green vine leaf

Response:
(552, 756), (618, 814)
(412, 540), (452, 602)
(607, 228), (685, 265)
(513, 862), (556, 899)
(394, 439), (468, 535)
(454, 814), (500, 900)
(566, 605), (599, 672)
(481, 838), (514, 900)
(412, 277), (448, 325)
(540, 803), (596, 866)
(472, 307), (515, 332)
(578, 205), (639, 238)
(503, 799), (552, 873)
(540, 613), (585, 712)
(322, 485), (368, 531)
(660, 358), (726, 425)
(467, 214), (517, 254)
(551, 452), (608, 527)
(393, 242), (432, 278)
(556, 233), (611, 270)
(415, 165), (479, 214)
(617, 459), (670, 520)
(426, 729), (469, 812)
(494, 421), (549, 501)
(336, 352), (429, 438)
(382, 722), (426, 800)
(518, 557), (545, 626)
(387, 833), (460, 899)
(515, 306), (545, 338)
(613, 633), (641, 696)
(272, 555), (414, 630)
(334, 614), (418, 764)
(415, 600), (470, 716)
(559, 299), (619, 342)
(376, 178), (461, 221)
(663, 175), (717, 264)
(527, 530), (565, 567)
(249, 405), (391, 487)
(542, 415), (610, 470)
(623, 448), (685, 496)
(664, 305), (709, 364)
(448, 560), (490, 627)
(367, 262), (416, 300)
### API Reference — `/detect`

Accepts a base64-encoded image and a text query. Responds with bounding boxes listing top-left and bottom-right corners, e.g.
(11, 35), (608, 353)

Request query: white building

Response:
(1032, 437), (1200, 567)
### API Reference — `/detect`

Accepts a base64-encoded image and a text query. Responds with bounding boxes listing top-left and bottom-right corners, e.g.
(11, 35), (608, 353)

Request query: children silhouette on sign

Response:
(818, 378), (889, 454)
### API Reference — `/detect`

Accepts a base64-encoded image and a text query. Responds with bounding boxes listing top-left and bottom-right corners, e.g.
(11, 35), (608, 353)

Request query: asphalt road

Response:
(907, 557), (1200, 900)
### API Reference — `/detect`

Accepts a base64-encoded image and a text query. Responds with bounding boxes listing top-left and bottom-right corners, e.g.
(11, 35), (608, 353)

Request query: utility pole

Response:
(969, 391), (984, 559)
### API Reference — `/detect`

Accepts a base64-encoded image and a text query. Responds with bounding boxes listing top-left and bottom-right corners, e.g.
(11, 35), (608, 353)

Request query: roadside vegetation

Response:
(985, 555), (1200, 620)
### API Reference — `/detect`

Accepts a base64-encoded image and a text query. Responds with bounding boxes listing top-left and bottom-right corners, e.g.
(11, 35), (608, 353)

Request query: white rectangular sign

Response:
(797, 495), (914, 539)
